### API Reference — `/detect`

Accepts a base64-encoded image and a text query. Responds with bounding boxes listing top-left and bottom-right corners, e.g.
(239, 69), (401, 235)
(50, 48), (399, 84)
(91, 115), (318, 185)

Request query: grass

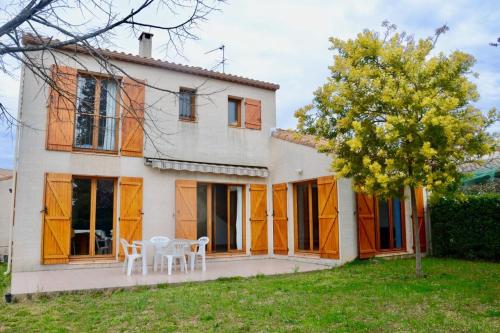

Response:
(0, 258), (499, 332)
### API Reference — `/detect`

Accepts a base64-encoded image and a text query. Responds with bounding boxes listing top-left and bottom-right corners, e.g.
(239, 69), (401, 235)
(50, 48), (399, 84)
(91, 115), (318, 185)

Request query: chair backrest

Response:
(197, 237), (209, 254)
(95, 229), (106, 239)
(167, 240), (188, 256)
(120, 239), (138, 256)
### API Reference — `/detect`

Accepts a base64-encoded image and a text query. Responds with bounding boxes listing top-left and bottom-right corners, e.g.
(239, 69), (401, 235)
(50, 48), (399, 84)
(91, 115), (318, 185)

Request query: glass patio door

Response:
(196, 183), (244, 253)
(295, 181), (319, 252)
(71, 177), (115, 257)
(377, 197), (405, 251)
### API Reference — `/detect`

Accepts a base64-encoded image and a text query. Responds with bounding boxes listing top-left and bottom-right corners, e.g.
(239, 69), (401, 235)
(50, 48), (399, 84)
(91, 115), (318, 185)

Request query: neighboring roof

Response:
(0, 169), (13, 181)
(460, 152), (500, 173)
(271, 129), (328, 148)
(22, 34), (280, 91)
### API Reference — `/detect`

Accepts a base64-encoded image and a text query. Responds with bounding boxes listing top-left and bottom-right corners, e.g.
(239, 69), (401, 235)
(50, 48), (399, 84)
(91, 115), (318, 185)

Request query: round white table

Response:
(133, 239), (199, 275)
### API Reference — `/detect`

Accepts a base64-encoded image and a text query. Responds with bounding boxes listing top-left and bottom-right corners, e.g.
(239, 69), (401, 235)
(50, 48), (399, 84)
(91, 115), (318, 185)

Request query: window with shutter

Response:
(179, 88), (196, 121)
(245, 98), (261, 130)
(228, 97), (242, 127)
(46, 66), (78, 151)
(121, 78), (145, 157)
(73, 75), (120, 151)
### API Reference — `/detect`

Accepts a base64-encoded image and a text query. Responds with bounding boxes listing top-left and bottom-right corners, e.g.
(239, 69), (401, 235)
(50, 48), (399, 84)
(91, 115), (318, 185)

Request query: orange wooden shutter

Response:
(175, 180), (197, 240)
(121, 78), (145, 157)
(415, 187), (427, 252)
(245, 98), (262, 130)
(250, 184), (268, 254)
(356, 193), (377, 259)
(119, 177), (143, 259)
(46, 65), (78, 151)
(317, 176), (339, 259)
(272, 183), (288, 255)
(42, 173), (72, 264)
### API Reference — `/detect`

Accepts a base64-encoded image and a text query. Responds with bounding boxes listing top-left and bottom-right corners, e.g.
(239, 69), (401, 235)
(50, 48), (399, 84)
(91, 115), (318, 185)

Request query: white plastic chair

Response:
(161, 240), (188, 275)
(150, 236), (170, 272)
(187, 237), (209, 272)
(120, 239), (143, 276)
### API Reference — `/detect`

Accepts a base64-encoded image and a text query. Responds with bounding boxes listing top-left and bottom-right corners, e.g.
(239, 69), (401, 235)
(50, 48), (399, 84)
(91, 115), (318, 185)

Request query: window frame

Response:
(197, 182), (247, 254)
(293, 179), (320, 254)
(73, 72), (121, 154)
(178, 87), (197, 122)
(228, 96), (242, 127)
(375, 196), (406, 252)
(69, 175), (117, 259)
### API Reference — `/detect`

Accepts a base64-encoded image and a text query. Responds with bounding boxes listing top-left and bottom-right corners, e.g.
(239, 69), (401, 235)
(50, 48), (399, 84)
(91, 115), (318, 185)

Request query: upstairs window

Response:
(228, 97), (242, 127)
(179, 88), (196, 121)
(74, 75), (118, 151)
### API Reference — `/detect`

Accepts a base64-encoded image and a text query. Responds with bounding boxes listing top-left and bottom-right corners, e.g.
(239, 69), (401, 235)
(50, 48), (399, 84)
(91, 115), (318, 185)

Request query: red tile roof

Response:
(0, 168), (13, 181)
(22, 34), (280, 91)
(272, 129), (328, 148)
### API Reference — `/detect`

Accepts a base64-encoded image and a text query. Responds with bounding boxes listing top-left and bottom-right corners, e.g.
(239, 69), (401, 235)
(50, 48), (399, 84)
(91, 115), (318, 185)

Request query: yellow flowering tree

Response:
(296, 23), (498, 277)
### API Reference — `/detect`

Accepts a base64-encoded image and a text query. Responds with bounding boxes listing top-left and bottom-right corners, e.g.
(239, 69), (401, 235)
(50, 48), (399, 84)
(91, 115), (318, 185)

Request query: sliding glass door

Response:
(196, 183), (244, 253)
(71, 177), (116, 257)
(377, 197), (405, 251)
(294, 180), (319, 252)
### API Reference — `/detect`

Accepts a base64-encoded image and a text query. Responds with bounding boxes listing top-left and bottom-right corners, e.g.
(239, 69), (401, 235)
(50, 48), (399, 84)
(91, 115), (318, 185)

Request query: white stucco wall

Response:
(11, 49), (276, 272)
(269, 138), (358, 264)
(0, 178), (13, 258)
(11, 49), (422, 273)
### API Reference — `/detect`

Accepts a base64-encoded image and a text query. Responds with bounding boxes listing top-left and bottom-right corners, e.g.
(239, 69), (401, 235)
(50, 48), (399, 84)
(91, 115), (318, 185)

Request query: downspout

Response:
(5, 63), (25, 275)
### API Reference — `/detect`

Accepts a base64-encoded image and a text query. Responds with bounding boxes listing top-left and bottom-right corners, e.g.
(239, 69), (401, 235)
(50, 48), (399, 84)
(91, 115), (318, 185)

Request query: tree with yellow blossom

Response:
(295, 22), (498, 277)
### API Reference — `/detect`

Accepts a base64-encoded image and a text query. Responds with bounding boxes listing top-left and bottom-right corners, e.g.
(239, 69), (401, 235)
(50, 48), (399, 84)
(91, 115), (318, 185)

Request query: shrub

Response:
(431, 194), (500, 261)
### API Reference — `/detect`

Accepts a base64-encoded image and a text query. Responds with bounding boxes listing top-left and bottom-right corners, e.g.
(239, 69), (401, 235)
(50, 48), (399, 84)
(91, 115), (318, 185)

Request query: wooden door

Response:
(415, 187), (427, 253)
(175, 180), (197, 240)
(119, 177), (143, 258)
(317, 176), (339, 259)
(272, 183), (288, 255)
(356, 193), (377, 258)
(42, 173), (72, 264)
(250, 184), (268, 254)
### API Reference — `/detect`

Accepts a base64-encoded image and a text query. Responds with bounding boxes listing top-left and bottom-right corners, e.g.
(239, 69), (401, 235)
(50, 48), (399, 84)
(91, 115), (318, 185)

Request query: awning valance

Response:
(145, 158), (269, 178)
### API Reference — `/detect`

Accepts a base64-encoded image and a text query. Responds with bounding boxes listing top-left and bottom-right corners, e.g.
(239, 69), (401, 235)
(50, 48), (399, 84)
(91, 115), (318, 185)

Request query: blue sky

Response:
(1, 0), (499, 169)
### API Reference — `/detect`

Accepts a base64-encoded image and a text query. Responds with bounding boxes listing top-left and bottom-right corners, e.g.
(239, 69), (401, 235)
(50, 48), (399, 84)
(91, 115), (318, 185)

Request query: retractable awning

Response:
(145, 158), (269, 178)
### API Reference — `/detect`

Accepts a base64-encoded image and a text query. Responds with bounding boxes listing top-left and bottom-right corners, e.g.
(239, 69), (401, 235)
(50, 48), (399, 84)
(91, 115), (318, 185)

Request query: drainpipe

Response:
(5, 64), (25, 275)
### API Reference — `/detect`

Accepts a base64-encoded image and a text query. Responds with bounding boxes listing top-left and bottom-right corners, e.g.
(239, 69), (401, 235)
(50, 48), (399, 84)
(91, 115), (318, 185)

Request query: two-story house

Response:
(6, 33), (429, 291)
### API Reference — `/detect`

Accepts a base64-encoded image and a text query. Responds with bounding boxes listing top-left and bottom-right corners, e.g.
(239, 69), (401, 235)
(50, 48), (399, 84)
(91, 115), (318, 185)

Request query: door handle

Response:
(40, 207), (48, 214)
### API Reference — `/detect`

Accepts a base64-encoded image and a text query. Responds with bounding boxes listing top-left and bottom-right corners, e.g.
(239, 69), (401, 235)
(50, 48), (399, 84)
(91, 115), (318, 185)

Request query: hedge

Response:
(431, 193), (500, 261)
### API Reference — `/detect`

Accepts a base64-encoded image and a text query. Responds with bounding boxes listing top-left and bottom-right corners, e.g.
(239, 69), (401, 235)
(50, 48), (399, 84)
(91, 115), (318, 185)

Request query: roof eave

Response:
(21, 34), (280, 91)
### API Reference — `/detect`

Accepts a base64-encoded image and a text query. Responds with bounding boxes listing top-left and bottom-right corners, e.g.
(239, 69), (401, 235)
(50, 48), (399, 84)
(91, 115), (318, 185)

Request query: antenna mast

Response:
(205, 45), (226, 73)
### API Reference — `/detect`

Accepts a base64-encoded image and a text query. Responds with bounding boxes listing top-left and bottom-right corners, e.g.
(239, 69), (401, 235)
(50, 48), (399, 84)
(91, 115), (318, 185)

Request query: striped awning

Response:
(145, 158), (269, 178)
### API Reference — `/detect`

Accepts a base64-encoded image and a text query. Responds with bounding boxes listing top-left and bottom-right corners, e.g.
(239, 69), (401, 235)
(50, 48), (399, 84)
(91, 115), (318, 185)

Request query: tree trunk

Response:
(410, 186), (423, 278)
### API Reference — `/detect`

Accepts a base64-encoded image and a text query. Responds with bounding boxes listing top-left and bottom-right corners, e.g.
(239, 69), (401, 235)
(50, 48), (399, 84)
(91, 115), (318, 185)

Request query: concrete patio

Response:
(10, 257), (332, 297)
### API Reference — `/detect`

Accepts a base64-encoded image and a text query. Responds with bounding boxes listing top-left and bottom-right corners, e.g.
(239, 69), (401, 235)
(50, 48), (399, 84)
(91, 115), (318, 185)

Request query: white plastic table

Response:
(133, 239), (199, 275)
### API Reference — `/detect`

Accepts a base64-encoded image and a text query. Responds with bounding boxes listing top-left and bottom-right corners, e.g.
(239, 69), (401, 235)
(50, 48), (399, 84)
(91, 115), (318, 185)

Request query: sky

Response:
(0, 0), (499, 169)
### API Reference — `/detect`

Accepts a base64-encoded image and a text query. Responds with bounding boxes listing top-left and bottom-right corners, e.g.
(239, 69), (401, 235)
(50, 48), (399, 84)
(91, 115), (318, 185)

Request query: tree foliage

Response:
(296, 22), (498, 198)
(296, 22), (498, 276)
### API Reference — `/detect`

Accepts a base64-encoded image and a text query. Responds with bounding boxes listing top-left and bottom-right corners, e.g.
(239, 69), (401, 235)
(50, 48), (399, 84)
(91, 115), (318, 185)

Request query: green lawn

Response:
(1, 258), (499, 332)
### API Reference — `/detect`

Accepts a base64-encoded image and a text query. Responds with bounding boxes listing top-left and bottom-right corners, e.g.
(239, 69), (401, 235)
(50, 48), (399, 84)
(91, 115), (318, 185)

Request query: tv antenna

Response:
(205, 45), (226, 73)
